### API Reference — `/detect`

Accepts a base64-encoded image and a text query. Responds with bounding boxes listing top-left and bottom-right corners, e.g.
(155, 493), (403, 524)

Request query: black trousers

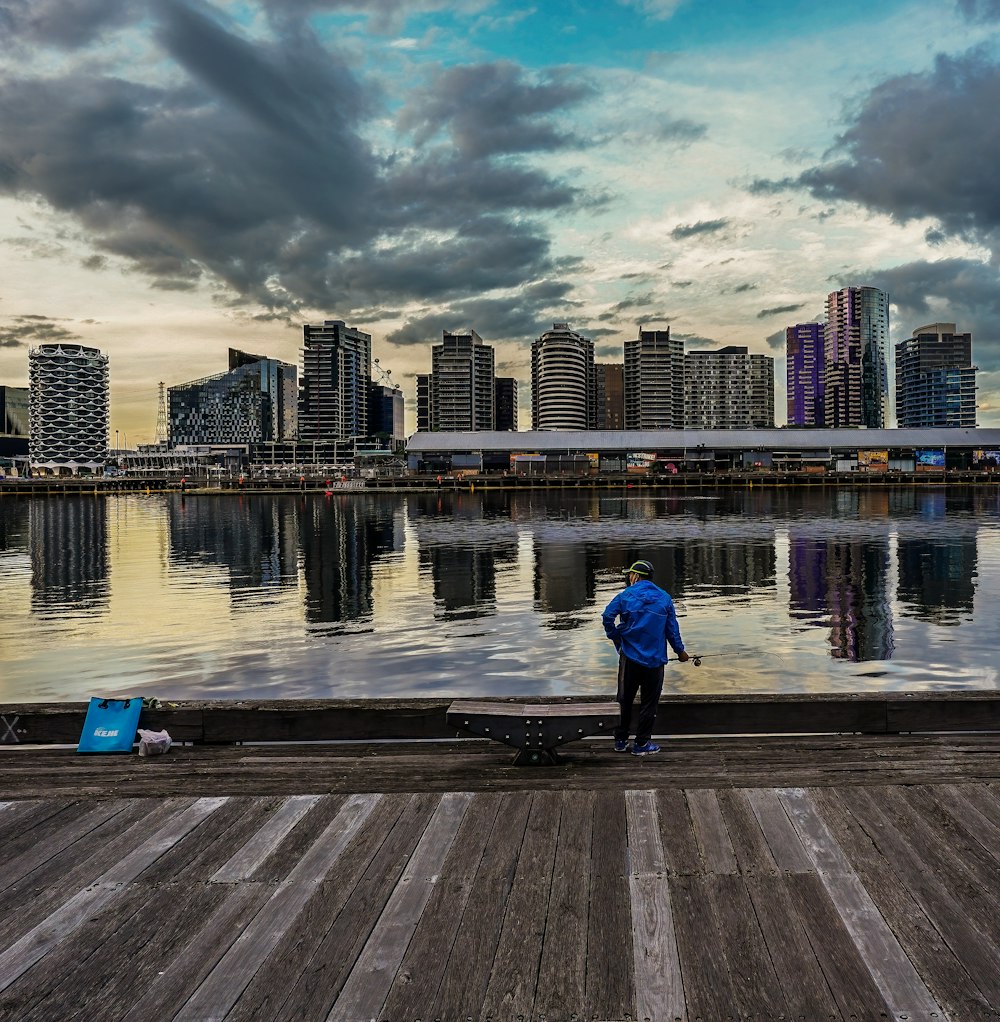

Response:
(614, 655), (664, 746)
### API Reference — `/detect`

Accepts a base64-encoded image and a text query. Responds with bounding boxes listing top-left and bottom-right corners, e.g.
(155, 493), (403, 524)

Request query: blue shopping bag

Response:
(77, 697), (142, 754)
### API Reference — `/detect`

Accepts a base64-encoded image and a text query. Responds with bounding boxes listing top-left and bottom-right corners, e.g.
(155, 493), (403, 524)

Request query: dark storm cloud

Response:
(861, 257), (1000, 372)
(0, 0), (140, 50)
(670, 218), (730, 241)
(0, 315), (81, 347)
(651, 116), (707, 146)
(732, 282), (757, 293)
(757, 303), (805, 319)
(0, 0), (587, 311)
(386, 279), (579, 347)
(764, 328), (786, 353)
(957, 0), (1000, 21)
(672, 332), (716, 348)
(756, 51), (1000, 252)
(398, 62), (595, 160)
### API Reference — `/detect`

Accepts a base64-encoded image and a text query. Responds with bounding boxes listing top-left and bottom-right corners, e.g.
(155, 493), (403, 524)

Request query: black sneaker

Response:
(632, 741), (660, 757)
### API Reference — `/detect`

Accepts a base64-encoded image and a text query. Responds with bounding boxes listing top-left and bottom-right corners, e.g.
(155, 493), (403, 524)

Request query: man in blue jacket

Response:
(602, 559), (688, 756)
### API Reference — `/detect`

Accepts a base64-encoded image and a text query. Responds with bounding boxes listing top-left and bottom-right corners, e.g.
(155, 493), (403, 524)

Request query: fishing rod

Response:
(685, 649), (786, 667)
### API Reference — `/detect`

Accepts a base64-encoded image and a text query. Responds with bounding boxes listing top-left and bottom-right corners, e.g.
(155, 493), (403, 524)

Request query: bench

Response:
(446, 700), (621, 765)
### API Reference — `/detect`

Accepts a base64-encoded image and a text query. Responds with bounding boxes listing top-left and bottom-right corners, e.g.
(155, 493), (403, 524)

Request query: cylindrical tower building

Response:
(28, 343), (109, 473)
(531, 323), (595, 430)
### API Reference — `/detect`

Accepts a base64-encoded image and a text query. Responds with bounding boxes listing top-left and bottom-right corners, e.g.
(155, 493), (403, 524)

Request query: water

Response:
(1, 487), (998, 703)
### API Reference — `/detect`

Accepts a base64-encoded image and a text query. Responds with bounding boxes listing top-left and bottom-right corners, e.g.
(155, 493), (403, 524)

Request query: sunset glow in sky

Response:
(3, 0), (1000, 439)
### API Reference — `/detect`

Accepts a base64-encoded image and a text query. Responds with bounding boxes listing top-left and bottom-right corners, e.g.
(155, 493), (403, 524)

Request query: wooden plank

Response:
(0, 799), (192, 950)
(786, 871), (893, 1021)
(432, 792), (532, 1019)
(745, 787), (813, 873)
(716, 789), (777, 874)
(380, 793), (503, 1019)
(0, 800), (130, 894)
(534, 790), (594, 1022)
(843, 784), (1000, 1007)
(626, 790), (683, 1022)
(327, 792), (472, 1021)
(0, 798), (226, 994)
(210, 795), (321, 882)
(224, 794), (411, 1022)
(744, 874), (841, 1019)
(812, 787), (996, 1022)
(480, 791), (562, 1021)
(668, 874), (735, 1020)
(907, 783), (1000, 873)
(584, 790), (634, 1020)
(779, 788), (944, 1021)
(119, 886), (273, 1022)
(0, 800), (80, 857)
(708, 874), (785, 1019)
(686, 789), (736, 874)
(656, 789), (701, 875)
(173, 793), (380, 1022)
(247, 793), (347, 881)
(267, 793), (441, 1022)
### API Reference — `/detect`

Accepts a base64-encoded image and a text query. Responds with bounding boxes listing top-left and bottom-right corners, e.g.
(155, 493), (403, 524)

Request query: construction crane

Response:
(373, 358), (400, 392)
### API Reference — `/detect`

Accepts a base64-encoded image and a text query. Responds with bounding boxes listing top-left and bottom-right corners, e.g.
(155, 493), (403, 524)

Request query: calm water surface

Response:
(1, 487), (999, 702)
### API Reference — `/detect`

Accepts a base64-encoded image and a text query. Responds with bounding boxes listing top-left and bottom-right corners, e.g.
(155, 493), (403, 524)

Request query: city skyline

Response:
(3, 1), (1000, 440)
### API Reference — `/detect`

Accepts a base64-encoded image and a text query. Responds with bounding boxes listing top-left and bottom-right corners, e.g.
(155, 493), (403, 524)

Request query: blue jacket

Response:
(602, 579), (685, 668)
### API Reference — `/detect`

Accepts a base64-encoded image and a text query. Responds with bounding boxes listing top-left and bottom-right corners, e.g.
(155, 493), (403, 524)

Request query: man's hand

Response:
(676, 650), (690, 662)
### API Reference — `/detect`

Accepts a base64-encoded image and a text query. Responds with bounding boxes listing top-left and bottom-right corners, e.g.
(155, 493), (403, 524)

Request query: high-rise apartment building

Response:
(595, 364), (624, 429)
(299, 320), (371, 441)
(895, 323), (977, 428)
(368, 382), (406, 444)
(531, 323), (595, 430)
(684, 345), (774, 429)
(786, 323), (825, 426)
(417, 330), (495, 432)
(494, 377), (518, 431)
(624, 328), (684, 429)
(28, 343), (109, 473)
(824, 286), (890, 429)
(169, 349), (296, 447)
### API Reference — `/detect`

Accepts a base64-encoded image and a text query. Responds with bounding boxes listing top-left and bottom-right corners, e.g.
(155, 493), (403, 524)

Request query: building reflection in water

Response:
(894, 489), (977, 625)
(789, 491), (895, 662)
(300, 495), (400, 626)
(30, 497), (109, 615)
(0, 499), (28, 555)
(409, 492), (517, 620)
(169, 495), (298, 605)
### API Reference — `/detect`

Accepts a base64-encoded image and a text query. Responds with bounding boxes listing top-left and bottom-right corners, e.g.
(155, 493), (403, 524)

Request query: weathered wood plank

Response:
(380, 792), (503, 1019)
(0, 798), (226, 994)
(585, 790), (634, 1020)
(534, 789), (594, 1022)
(268, 793), (440, 1022)
(225, 794), (411, 1022)
(716, 789), (777, 874)
(210, 795), (321, 882)
(432, 792), (532, 1019)
(173, 793), (380, 1022)
(744, 874), (841, 1019)
(780, 788), (944, 1021)
(480, 791), (562, 1021)
(744, 787), (813, 872)
(247, 793), (347, 881)
(328, 792), (471, 1021)
(118, 885), (273, 1022)
(0, 800), (130, 894)
(841, 784), (1000, 1008)
(708, 873), (786, 1019)
(686, 789), (737, 874)
(813, 786), (996, 1022)
(627, 790), (684, 1022)
(656, 789), (701, 875)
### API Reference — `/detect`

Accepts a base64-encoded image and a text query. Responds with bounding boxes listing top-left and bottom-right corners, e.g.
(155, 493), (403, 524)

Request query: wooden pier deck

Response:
(2, 735), (1000, 1020)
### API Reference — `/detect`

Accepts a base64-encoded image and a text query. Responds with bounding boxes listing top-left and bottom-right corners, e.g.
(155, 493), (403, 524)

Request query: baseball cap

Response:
(625, 559), (654, 578)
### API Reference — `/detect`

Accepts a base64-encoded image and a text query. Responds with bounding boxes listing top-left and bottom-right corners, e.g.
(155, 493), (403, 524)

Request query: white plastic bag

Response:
(137, 728), (172, 757)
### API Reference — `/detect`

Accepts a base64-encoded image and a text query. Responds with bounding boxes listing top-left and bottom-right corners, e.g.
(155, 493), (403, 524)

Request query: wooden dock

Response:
(2, 734), (1000, 1020)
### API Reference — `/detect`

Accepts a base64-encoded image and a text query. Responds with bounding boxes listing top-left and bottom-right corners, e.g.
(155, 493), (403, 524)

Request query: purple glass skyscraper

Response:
(785, 323), (825, 426)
